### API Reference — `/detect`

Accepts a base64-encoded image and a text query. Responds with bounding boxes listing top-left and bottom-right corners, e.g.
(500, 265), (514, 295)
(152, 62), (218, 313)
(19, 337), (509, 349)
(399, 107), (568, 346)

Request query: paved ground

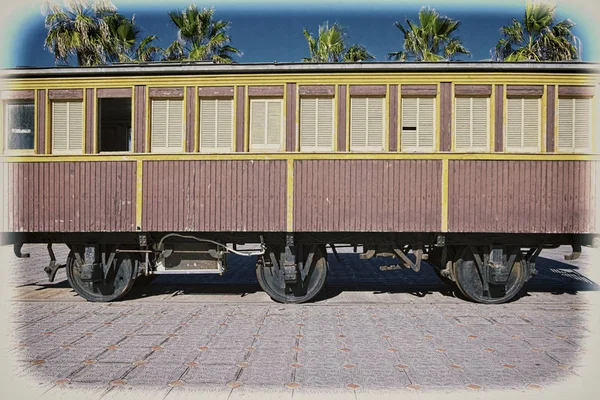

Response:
(1, 244), (599, 400)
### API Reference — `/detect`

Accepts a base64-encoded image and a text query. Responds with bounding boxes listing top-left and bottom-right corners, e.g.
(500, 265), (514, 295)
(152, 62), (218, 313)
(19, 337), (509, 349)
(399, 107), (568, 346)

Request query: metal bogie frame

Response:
(7, 231), (595, 304)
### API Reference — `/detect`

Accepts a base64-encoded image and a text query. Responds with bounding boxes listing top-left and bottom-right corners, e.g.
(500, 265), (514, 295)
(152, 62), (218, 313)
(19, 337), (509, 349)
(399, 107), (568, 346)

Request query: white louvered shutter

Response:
(401, 97), (435, 152)
(52, 101), (83, 154)
(199, 98), (233, 153)
(506, 97), (540, 152)
(250, 99), (283, 151)
(151, 99), (183, 153)
(300, 97), (334, 152)
(454, 97), (489, 152)
(350, 97), (384, 152)
(558, 97), (591, 152)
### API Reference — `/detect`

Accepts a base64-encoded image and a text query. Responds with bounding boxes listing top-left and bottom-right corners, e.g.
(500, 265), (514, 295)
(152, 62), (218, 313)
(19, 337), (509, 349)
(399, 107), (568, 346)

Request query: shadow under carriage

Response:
(113, 251), (600, 302)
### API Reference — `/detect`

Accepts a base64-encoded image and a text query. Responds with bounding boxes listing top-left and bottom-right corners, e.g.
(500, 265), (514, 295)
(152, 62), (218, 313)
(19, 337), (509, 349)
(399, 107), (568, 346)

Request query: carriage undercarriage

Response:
(10, 231), (591, 305)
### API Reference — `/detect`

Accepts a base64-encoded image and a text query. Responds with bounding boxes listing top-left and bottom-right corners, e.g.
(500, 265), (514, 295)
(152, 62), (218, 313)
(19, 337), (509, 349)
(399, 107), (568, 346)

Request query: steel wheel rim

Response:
(453, 258), (526, 304)
(66, 252), (136, 302)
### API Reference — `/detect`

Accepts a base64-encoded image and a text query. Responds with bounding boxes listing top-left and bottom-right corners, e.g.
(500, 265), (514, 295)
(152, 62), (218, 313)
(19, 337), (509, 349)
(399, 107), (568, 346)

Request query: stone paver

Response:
(1, 244), (599, 399)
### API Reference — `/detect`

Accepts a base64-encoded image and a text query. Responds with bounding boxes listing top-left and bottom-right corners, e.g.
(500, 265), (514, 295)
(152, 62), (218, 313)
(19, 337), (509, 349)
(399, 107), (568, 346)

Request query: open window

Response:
(98, 98), (132, 152)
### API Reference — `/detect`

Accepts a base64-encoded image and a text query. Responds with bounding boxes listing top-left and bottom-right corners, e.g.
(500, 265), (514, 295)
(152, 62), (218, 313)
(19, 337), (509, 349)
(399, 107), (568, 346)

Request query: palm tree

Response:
(164, 5), (241, 63)
(104, 14), (162, 63)
(493, 3), (580, 61)
(43, 0), (162, 65)
(135, 35), (162, 62)
(302, 22), (374, 63)
(43, 0), (115, 66)
(388, 6), (469, 61)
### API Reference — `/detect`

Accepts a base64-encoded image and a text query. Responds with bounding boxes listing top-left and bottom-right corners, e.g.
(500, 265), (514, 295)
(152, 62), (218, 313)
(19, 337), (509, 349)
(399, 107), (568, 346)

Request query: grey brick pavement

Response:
(1, 244), (599, 399)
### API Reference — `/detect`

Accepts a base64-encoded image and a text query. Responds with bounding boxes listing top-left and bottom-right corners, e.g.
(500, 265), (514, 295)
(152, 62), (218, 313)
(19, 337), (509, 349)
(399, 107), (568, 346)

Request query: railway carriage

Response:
(1, 61), (598, 304)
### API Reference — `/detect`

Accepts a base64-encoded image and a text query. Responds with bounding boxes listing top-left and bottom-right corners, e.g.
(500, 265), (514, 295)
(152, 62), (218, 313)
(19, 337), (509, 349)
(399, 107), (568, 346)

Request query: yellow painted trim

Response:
(554, 85), (559, 153)
(397, 87), (402, 152)
(436, 83), (441, 152)
(244, 86), (249, 152)
(541, 85), (547, 153)
(441, 158), (449, 232)
(136, 159), (143, 231)
(286, 158), (294, 232)
(183, 87), (188, 153)
(283, 83), (288, 151)
(489, 85), (495, 153)
(295, 84), (299, 152)
(385, 84), (390, 151)
(450, 83), (455, 152)
(145, 88), (150, 153)
(194, 86), (199, 152)
(82, 89), (87, 153)
(501, 84), (507, 153)
(3, 152), (599, 163)
(333, 85), (338, 152)
(33, 90), (38, 154)
(345, 85), (350, 152)
(91, 89), (97, 153)
(129, 86), (134, 153)
(45, 94), (50, 154)
(232, 85), (237, 152)
(4, 72), (597, 90)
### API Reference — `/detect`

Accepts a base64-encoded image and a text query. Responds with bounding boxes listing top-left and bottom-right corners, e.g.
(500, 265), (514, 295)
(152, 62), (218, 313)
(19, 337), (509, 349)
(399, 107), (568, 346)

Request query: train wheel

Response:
(66, 251), (136, 302)
(256, 245), (328, 304)
(452, 246), (527, 304)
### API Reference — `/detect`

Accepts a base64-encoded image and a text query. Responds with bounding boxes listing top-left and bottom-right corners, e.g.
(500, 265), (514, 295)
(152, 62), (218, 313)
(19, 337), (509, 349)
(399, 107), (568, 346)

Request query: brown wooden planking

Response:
(558, 85), (595, 97)
(439, 82), (452, 152)
(85, 88), (95, 153)
(337, 85), (347, 151)
(401, 84), (437, 96)
(506, 85), (544, 97)
(349, 85), (386, 96)
(389, 85), (398, 151)
(236, 86), (245, 152)
(4, 161), (135, 232)
(142, 160), (286, 231)
(546, 85), (556, 152)
(96, 88), (132, 98)
(494, 85), (504, 152)
(248, 86), (284, 96)
(185, 87), (195, 152)
(298, 85), (335, 96)
(36, 89), (46, 154)
(448, 160), (598, 233)
(148, 87), (184, 98)
(1, 90), (34, 100)
(286, 83), (297, 152)
(454, 85), (492, 96)
(294, 159), (441, 232)
(133, 86), (146, 153)
(48, 89), (83, 100)
(197, 86), (234, 97)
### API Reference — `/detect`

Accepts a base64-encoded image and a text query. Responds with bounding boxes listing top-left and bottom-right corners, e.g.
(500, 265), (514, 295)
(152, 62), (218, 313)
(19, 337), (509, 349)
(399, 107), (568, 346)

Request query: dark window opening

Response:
(5, 102), (34, 151)
(402, 126), (417, 131)
(98, 98), (132, 152)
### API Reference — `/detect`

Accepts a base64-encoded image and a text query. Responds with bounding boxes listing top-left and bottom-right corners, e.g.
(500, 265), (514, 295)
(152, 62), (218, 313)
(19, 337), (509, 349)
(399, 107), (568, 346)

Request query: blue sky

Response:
(1, 0), (599, 67)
